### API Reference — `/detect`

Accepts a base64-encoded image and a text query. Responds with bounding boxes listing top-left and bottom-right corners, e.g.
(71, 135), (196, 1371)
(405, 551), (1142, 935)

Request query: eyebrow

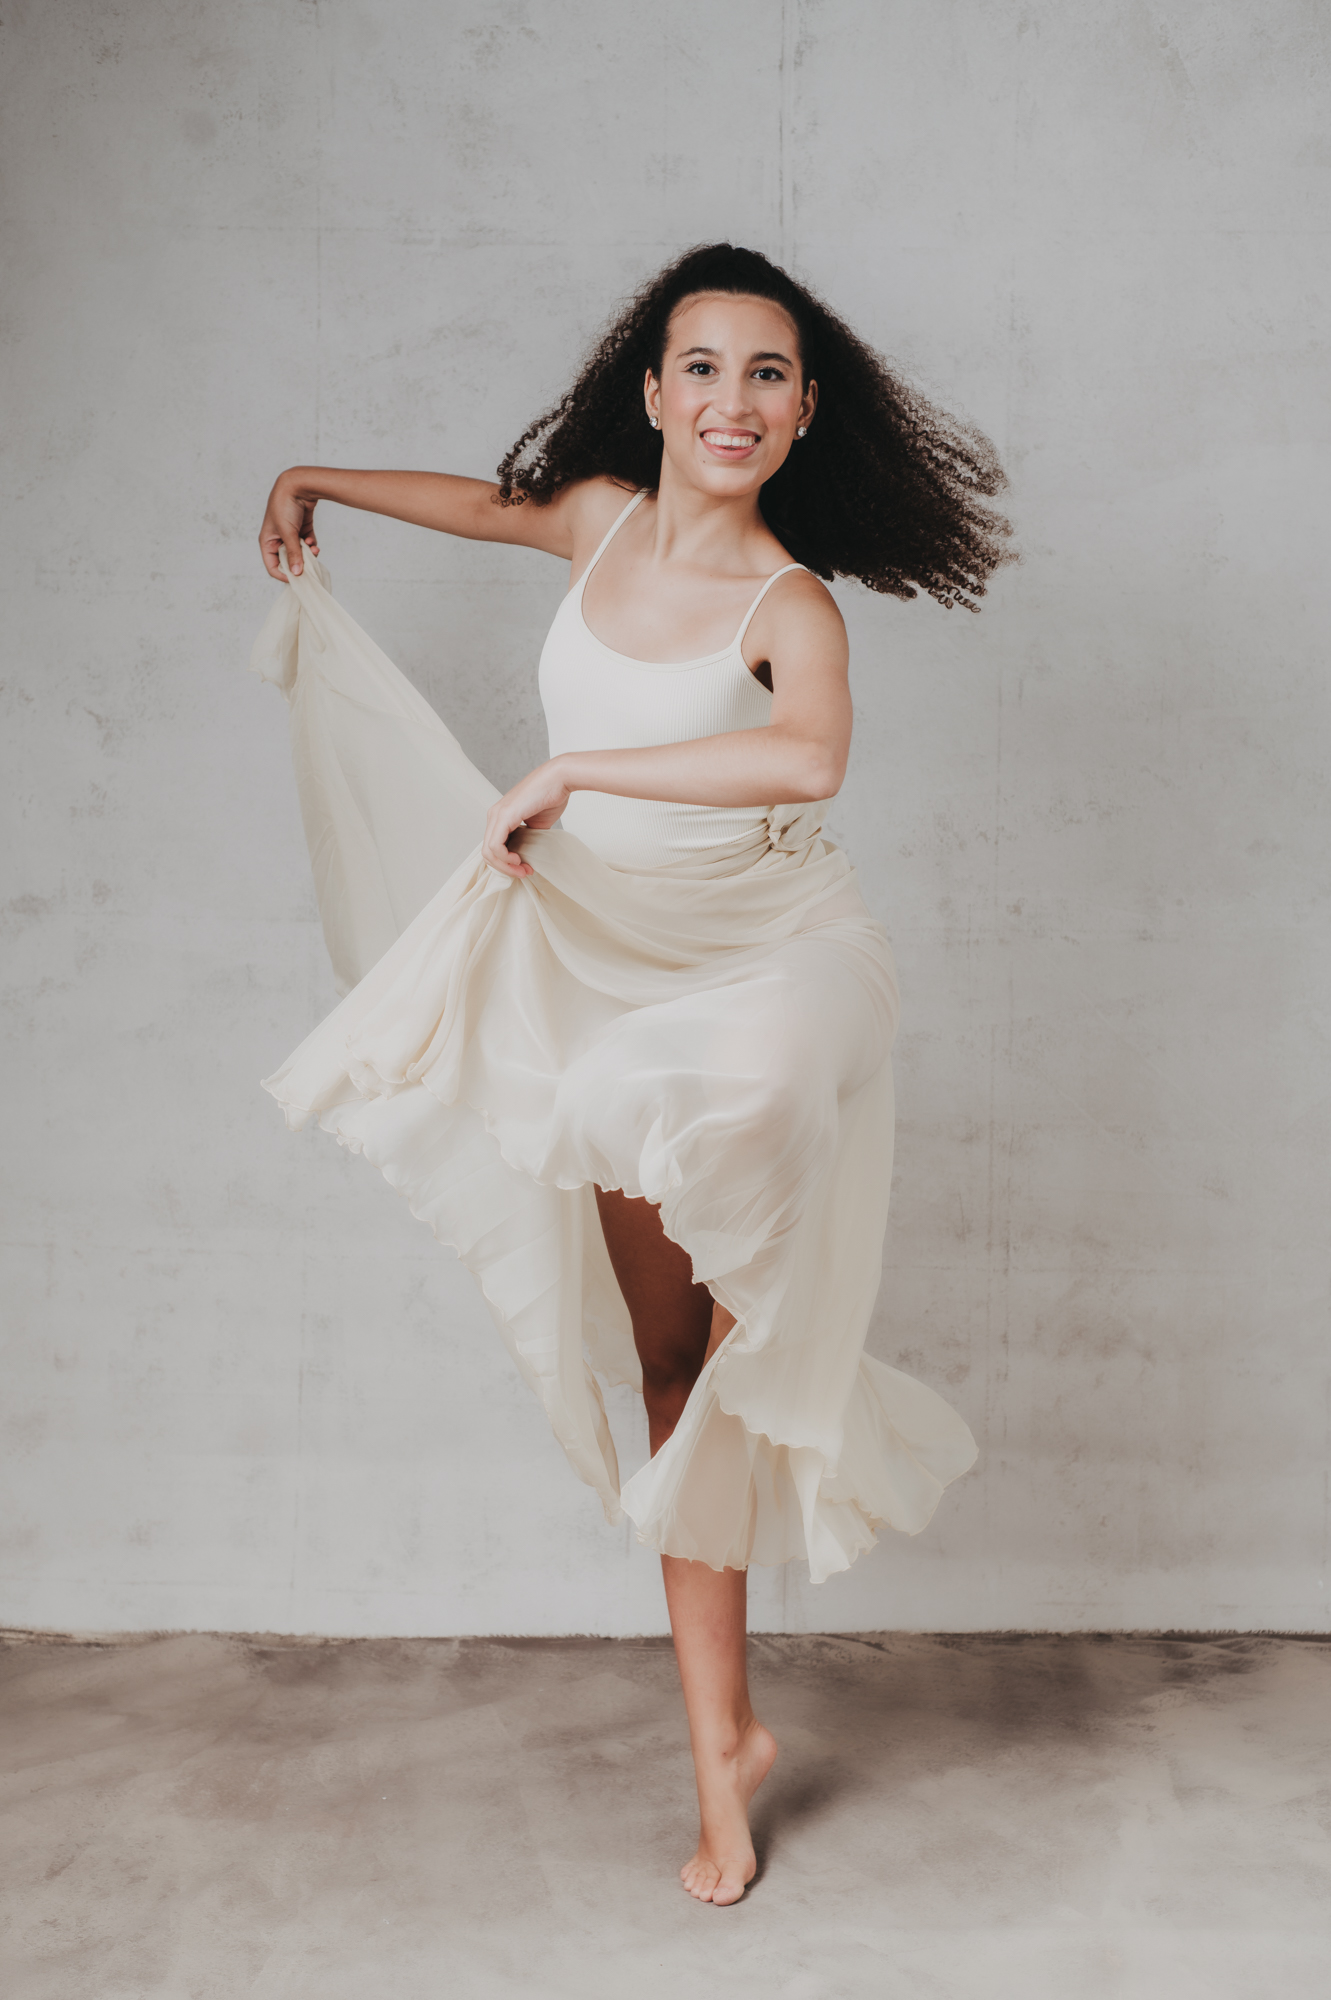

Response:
(677, 345), (795, 366)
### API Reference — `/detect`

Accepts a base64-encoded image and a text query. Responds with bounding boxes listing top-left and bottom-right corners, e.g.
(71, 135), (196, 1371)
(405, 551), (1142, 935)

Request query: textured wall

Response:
(3, 1), (1326, 1636)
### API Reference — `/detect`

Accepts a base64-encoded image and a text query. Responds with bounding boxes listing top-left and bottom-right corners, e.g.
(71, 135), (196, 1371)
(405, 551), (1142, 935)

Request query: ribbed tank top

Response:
(539, 488), (807, 867)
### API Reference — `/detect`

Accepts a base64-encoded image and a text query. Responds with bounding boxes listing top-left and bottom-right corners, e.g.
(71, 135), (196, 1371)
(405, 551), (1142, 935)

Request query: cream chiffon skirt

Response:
(252, 553), (977, 1583)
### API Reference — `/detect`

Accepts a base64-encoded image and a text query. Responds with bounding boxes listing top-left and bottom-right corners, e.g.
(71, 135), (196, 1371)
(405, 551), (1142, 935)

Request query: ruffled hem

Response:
(256, 547), (978, 1583)
(263, 862), (979, 1584)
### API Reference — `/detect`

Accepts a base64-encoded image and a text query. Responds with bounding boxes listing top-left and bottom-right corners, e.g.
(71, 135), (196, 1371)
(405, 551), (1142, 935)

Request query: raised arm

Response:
(258, 465), (585, 580)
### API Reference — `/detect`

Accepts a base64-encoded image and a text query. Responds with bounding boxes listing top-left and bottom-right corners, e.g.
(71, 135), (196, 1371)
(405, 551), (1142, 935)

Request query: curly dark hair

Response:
(496, 242), (1012, 611)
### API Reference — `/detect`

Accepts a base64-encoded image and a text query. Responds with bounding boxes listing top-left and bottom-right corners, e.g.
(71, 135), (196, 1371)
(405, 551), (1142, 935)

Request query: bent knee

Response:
(638, 1347), (706, 1403)
(730, 1068), (831, 1170)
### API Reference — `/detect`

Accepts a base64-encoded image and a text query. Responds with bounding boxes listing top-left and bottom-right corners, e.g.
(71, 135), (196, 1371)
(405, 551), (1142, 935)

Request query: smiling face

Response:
(645, 292), (817, 497)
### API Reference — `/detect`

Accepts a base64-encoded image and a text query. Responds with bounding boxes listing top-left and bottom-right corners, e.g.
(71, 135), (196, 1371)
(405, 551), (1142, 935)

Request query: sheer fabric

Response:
(252, 550), (977, 1582)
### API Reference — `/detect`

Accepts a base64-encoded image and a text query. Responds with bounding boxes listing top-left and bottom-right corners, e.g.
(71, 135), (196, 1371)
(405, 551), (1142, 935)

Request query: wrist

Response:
(551, 751), (582, 792)
(278, 465), (321, 504)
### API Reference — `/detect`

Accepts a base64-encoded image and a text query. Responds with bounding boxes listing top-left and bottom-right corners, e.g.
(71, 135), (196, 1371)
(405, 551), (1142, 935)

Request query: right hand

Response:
(259, 471), (320, 580)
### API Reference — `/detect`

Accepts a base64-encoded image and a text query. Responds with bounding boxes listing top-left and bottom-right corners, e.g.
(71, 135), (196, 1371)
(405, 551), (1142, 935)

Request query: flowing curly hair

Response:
(496, 243), (1012, 611)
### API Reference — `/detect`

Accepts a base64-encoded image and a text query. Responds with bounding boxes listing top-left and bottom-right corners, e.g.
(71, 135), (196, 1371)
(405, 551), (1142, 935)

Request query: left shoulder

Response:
(743, 565), (846, 672)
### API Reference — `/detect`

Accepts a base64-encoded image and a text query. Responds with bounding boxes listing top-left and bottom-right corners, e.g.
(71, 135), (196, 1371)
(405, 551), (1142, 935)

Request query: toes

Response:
(681, 1853), (723, 1901)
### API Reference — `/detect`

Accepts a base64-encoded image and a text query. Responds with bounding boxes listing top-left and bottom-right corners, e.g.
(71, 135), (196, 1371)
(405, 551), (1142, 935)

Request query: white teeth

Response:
(703, 431), (757, 448)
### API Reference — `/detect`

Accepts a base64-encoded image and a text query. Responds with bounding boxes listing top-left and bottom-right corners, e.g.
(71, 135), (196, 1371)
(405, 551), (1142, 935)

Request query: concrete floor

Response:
(0, 1634), (1327, 1999)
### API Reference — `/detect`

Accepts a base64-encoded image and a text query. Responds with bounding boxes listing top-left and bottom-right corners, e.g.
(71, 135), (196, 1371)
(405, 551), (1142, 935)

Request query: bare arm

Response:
(482, 574), (853, 877)
(258, 465), (585, 579)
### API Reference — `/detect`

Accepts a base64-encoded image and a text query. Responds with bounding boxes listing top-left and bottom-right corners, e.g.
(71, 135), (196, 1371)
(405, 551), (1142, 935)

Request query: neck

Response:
(645, 456), (770, 568)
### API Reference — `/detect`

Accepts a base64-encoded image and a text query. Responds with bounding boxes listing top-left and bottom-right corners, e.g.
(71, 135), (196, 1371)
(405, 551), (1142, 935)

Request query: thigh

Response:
(563, 931), (890, 1177)
(594, 1185), (714, 1379)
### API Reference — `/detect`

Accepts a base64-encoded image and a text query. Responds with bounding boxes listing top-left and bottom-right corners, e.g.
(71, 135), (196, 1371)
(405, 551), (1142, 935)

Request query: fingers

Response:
(258, 533), (308, 581)
(480, 764), (569, 875)
(483, 847), (531, 878)
(488, 848), (532, 876)
(259, 482), (318, 579)
(258, 533), (315, 580)
(481, 801), (533, 878)
(259, 525), (311, 581)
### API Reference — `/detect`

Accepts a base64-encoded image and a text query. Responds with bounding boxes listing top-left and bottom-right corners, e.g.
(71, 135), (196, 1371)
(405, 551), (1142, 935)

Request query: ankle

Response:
(691, 1710), (757, 1763)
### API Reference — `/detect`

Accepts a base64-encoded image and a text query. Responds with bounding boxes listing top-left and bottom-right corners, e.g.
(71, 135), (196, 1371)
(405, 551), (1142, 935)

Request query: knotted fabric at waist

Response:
(540, 798), (830, 883)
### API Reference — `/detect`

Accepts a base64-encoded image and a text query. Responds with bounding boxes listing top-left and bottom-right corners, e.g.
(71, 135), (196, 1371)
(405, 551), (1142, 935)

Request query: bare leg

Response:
(595, 1188), (778, 1905)
(593, 1185), (712, 1456)
(662, 1551), (778, 1903)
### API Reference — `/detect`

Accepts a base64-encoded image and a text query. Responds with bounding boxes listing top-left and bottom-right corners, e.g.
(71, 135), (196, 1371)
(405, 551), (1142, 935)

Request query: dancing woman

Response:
(257, 243), (1009, 1905)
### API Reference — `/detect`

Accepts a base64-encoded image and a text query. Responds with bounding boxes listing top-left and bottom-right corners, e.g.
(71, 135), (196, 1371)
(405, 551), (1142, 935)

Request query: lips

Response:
(700, 429), (760, 457)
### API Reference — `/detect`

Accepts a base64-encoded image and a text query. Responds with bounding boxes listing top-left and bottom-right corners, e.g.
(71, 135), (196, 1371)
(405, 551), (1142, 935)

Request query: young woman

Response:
(257, 243), (1009, 1906)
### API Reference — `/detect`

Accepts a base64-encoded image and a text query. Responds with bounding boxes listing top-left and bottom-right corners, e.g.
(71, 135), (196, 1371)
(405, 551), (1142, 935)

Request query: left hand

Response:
(482, 759), (572, 878)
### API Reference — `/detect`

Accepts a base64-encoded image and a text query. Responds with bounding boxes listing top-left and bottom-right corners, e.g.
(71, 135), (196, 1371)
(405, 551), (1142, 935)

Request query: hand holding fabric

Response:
(482, 761), (573, 877)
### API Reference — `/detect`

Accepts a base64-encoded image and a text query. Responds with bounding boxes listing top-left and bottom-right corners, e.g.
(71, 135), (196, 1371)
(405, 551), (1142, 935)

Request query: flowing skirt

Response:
(252, 554), (977, 1583)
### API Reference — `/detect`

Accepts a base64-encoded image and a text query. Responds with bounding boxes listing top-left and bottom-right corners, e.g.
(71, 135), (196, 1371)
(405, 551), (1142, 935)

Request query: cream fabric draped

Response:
(252, 552), (977, 1583)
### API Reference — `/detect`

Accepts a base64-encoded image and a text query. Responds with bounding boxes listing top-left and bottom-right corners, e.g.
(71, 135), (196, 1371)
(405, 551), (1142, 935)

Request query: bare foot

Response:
(680, 1718), (778, 1905)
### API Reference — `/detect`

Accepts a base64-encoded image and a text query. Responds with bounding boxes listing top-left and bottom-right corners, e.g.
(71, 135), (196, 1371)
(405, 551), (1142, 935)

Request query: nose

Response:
(709, 371), (755, 423)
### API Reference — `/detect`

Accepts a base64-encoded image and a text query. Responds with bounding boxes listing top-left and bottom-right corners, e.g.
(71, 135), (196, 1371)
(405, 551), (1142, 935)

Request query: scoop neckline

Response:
(573, 592), (750, 673)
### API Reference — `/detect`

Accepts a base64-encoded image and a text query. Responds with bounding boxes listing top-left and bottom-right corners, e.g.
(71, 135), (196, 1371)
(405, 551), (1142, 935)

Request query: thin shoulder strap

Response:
(733, 562), (807, 651)
(574, 487), (649, 596)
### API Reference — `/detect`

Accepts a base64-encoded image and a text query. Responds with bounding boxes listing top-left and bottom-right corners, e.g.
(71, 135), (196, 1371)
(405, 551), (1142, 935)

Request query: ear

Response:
(801, 378), (818, 430)
(644, 366), (661, 428)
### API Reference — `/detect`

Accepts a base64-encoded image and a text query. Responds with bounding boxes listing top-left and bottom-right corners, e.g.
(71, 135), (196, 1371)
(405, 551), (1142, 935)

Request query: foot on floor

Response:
(680, 1718), (778, 1906)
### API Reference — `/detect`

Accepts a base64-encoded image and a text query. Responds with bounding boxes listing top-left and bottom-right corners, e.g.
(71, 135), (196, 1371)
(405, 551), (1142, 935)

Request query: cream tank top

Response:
(539, 488), (807, 868)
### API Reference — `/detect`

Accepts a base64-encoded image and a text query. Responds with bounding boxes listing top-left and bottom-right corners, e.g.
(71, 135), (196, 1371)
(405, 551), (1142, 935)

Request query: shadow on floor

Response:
(1, 1631), (1327, 1999)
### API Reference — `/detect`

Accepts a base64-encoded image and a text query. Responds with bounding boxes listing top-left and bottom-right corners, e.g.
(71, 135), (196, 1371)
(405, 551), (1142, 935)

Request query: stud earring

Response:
(796, 425), (808, 437)
(649, 415), (659, 428)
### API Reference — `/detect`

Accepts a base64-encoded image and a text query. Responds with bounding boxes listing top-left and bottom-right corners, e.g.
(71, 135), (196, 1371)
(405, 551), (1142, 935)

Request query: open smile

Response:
(700, 429), (760, 459)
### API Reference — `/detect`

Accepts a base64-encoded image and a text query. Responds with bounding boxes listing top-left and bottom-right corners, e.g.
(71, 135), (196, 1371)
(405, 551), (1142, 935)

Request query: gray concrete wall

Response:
(3, 0), (1326, 1636)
